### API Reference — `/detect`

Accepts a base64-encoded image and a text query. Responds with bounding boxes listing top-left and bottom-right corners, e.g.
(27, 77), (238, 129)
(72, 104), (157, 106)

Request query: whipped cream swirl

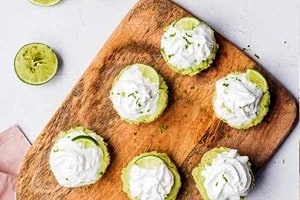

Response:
(129, 164), (174, 200)
(161, 22), (216, 69)
(213, 73), (263, 127)
(49, 130), (102, 187)
(110, 64), (159, 120)
(202, 149), (252, 200)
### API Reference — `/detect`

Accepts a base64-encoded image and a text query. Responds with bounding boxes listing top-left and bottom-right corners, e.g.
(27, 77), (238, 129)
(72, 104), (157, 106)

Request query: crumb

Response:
(183, 191), (188, 196)
(158, 124), (168, 133)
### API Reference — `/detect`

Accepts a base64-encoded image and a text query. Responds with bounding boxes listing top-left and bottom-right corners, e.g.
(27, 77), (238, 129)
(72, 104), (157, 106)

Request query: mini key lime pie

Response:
(49, 127), (110, 188)
(192, 147), (254, 200)
(121, 152), (181, 200)
(109, 64), (168, 124)
(161, 17), (219, 76)
(213, 69), (270, 129)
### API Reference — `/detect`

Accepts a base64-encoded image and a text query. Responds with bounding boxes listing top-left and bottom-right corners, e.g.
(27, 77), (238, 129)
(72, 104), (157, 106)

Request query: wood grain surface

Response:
(16, 0), (298, 199)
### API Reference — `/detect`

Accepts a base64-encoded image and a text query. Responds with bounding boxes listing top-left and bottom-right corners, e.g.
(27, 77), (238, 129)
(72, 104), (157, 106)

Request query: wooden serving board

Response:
(17, 0), (298, 199)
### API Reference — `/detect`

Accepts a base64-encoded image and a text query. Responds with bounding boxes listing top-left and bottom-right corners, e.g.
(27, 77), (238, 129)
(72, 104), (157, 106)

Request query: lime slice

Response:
(29, 0), (61, 6)
(14, 43), (58, 85)
(137, 64), (160, 84)
(246, 69), (268, 92)
(173, 17), (200, 30)
(72, 135), (99, 148)
(135, 155), (164, 168)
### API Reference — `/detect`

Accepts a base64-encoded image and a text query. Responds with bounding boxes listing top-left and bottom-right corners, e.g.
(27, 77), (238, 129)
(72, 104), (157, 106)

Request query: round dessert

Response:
(109, 63), (168, 124)
(161, 17), (219, 76)
(49, 127), (110, 188)
(121, 152), (181, 200)
(192, 147), (254, 200)
(213, 69), (270, 129)
(14, 42), (58, 85)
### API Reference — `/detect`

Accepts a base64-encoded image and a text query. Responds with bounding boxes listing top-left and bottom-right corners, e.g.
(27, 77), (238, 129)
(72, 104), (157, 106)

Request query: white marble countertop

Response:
(0, 0), (298, 199)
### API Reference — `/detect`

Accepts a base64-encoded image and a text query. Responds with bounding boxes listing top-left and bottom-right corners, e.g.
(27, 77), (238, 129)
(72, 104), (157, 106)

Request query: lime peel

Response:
(72, 135), (99, 148)
(29, 0), (61, 6)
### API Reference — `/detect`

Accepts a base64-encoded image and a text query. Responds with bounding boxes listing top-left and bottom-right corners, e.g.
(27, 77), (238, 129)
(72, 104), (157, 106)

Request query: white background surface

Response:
(0, 0), (299, 199)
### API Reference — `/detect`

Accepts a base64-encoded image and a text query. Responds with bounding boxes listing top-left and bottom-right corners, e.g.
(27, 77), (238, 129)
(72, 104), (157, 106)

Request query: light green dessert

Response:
(49, 127), (110, 188)
(192, 147), (254, 200)
(213, 69), (270, 129)
(14, 42), (58, 85)
(161, 17), (219, 76)
(109, 64), (168, 124)
(121, 152), (181, 200)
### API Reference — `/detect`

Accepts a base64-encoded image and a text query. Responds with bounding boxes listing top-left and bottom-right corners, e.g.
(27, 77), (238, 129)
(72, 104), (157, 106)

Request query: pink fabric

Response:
(0, 125), (30, 200)
(0, 172), (16, 200)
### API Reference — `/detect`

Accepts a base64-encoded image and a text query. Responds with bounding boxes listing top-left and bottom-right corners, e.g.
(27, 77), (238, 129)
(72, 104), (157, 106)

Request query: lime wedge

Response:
(29, 0), (61, 6)
(246, 69), (269, 92)
(135, 155), (164, 168)
(14, 43), (58, 85)
(173, 17), (200, 30)
(138, 64), (160, 84)
(72, 135), (99, 148)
